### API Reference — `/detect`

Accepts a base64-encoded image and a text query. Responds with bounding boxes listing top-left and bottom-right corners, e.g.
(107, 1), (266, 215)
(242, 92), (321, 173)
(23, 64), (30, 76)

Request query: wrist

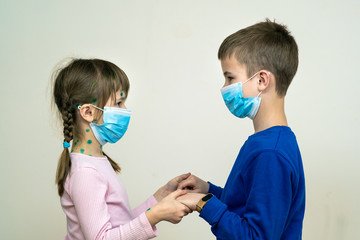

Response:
(145, 206), (160, 227)
(204, 182), (210, 193)
(153, 186), (166, 202)
(196, 193), (213, 213)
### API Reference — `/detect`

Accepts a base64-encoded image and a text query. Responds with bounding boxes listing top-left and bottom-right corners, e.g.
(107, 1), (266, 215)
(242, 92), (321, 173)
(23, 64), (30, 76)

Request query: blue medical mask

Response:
(221, 72), (261, 120)
(84, 105), (131, 145)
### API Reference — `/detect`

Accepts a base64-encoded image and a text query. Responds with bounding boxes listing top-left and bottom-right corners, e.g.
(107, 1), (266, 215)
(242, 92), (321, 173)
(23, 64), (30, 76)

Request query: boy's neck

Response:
(253, 96), (288, 133)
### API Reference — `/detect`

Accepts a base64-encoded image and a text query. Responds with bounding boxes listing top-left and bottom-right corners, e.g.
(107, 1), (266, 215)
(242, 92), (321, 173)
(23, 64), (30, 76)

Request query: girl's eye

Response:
(116, 101), (122, 107)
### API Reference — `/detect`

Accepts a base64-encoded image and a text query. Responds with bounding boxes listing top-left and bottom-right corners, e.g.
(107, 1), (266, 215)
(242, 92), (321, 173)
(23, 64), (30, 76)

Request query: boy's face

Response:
(220, 55), (259, 98)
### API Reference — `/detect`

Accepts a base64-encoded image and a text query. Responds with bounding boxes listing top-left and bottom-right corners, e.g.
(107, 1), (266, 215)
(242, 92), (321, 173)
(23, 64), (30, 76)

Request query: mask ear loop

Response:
(257, 78), (263, 97)
(77, 104), (104, 112)
(89, 104), (104, 112)
(243, 71), (259, 85)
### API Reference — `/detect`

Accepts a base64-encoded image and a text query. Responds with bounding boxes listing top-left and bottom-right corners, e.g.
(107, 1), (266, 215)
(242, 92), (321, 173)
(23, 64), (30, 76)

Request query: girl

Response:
(52, 58), (191, 240)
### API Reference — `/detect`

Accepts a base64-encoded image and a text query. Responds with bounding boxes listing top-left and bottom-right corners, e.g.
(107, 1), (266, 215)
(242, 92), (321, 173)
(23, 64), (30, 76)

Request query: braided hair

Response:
(52, 58), (129, 196)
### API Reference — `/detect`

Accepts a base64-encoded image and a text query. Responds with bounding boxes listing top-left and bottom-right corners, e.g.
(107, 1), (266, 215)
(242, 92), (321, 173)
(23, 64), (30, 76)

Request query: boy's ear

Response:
(78, 104), (95, 123)
(257, 70), (272, 92)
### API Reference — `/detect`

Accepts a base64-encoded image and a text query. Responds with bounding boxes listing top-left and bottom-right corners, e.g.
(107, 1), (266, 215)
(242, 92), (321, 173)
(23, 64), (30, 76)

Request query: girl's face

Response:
(95, 90), (127, 125)
(105, 90), (127, 109)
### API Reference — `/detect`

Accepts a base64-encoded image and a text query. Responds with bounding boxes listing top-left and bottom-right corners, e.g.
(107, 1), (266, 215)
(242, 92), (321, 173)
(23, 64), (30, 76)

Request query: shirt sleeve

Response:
(132, 195), (158, 218)
(208, 181), (223, 198)
(69, 167), (157, 240)
(200, 151), (294, 239)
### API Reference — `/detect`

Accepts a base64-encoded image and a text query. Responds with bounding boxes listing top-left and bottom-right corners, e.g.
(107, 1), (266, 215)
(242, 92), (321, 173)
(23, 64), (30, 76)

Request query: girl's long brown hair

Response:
(52, 58), (130, 196)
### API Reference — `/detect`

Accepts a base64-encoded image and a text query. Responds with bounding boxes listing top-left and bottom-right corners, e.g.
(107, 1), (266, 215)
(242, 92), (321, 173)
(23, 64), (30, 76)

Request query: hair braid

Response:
(62, 104), (74, 143)
(56, 103), (74, 196)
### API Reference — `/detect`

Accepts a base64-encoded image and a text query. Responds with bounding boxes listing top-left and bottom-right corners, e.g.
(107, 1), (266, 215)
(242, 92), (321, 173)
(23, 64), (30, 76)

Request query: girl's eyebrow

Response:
(116, 96), (126, 102)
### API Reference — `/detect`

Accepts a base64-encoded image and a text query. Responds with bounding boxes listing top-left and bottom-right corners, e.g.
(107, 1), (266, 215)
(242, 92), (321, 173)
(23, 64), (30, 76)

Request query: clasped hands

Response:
(151, 173), (209, 224)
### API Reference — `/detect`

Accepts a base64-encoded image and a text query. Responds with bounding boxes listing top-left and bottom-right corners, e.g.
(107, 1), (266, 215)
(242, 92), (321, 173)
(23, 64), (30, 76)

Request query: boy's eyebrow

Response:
(223, 71), (232, 76)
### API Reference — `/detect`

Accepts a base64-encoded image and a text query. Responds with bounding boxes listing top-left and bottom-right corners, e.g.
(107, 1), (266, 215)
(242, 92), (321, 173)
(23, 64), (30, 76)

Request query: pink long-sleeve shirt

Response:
(61, 153), (158, 240)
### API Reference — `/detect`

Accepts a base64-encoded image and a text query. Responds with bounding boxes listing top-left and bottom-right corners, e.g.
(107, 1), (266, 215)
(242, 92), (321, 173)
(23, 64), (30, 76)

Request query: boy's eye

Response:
(227, 76), (234, 81)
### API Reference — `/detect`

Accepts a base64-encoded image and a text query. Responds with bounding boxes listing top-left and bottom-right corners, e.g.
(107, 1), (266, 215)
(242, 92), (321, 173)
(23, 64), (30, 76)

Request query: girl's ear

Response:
(78, 104), (95, 123)
(257, 70), (271, 92)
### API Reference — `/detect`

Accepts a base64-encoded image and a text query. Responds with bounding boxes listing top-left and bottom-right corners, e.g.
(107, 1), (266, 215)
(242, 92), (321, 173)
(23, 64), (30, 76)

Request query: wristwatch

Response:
(196, 193), (213, 213)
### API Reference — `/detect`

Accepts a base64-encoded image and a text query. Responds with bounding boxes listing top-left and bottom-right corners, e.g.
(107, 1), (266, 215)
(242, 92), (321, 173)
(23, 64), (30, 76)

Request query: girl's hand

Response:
(153, 173), (191, 201)
(146, 189), (192, 226)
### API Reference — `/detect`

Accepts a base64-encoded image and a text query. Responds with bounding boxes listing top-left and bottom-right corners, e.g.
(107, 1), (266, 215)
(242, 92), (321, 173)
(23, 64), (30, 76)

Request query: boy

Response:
(178, 19), (305, 239)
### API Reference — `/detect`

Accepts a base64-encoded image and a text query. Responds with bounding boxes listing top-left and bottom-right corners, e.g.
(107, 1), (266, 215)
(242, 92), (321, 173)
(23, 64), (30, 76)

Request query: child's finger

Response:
(177, 179), (193, 190)
(175, 172), (191, 183)
(183, 204), (193, 214)
(168, 189), (187, 199)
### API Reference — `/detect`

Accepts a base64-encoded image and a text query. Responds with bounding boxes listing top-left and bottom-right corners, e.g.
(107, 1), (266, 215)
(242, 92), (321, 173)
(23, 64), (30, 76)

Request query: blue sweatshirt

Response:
(200, 126), (305, 239)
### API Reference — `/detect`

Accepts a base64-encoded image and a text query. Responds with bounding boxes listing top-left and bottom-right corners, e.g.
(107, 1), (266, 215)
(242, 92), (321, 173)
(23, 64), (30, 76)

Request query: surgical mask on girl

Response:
(80, 105), (131, 145)
(221, 72), (261, 120)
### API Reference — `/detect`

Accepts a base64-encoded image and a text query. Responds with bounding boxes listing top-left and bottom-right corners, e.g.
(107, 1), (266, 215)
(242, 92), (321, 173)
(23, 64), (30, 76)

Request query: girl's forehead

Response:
(105, 90), (127, 106)
(112, 90), (126, 101)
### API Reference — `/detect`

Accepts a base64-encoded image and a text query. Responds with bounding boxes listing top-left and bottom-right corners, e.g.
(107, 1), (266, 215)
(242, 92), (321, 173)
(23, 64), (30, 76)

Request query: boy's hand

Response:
(153, 173), (191, 201)
(177, 174), (209, 194)
(177, 193), (205, 211)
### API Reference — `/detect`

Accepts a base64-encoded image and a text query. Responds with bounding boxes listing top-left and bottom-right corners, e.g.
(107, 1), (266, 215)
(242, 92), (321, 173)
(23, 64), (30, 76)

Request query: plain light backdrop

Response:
(1, 0), (359, 239)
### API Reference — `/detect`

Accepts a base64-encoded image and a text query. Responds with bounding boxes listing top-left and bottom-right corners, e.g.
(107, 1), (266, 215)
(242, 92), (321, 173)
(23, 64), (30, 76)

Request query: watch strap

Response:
(196, 193), (213, 213)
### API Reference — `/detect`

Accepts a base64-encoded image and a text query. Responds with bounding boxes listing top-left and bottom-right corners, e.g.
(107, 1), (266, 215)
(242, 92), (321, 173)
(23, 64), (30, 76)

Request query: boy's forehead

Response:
(221, 56), (246, 73)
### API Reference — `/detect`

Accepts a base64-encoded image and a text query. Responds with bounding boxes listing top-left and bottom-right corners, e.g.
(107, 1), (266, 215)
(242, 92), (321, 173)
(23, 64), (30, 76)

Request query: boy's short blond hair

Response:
(218, 19), (298, 97)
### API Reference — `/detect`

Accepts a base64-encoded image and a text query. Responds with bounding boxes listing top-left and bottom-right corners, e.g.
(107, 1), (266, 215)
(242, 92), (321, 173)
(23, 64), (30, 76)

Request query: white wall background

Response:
(1, 0), (359, 239)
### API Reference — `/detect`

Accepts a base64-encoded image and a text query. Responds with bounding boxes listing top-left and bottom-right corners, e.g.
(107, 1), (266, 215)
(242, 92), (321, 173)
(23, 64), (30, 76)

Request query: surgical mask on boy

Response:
(81, 105), (131, 145)
(221, 72), (261, 120)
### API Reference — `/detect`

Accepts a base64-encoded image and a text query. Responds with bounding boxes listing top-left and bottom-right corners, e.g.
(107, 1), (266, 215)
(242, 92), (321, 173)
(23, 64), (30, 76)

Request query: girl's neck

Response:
(71, 127), (104, 157)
